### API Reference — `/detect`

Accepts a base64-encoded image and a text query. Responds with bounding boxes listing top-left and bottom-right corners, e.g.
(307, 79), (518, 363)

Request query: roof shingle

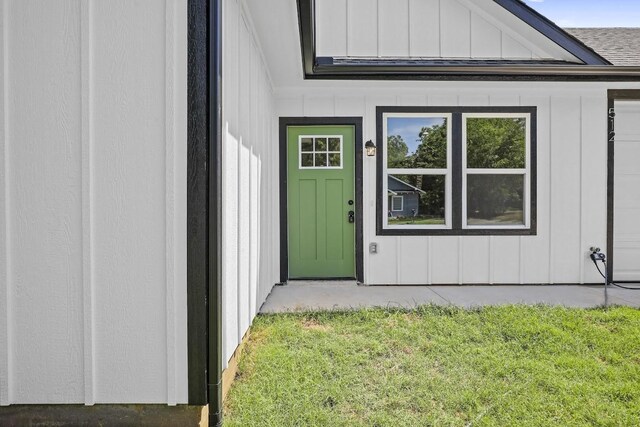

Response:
(565, 28), (640, 66)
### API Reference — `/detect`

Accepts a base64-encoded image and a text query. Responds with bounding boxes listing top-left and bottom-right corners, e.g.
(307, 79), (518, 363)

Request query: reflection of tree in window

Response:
(387, 119), (448, 169)
(467, 175), (524, 225)
(387, 120), (448, 225)
(467, 118), (525, 169)
(467, 118), (526, 224)
(387, 135), (409, 168)
(415, 121), (447, 169)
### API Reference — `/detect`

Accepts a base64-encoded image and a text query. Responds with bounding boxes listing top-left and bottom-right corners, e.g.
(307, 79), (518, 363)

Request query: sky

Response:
(387, 117), (445, 155)
(525, 0), (640, 27)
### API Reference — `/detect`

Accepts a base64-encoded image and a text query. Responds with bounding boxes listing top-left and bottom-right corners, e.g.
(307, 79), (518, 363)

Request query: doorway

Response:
(279, 118), (364, 283)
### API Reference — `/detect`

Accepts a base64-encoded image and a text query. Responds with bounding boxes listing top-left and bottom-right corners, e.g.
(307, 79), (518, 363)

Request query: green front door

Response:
(287, 125), (356, 278)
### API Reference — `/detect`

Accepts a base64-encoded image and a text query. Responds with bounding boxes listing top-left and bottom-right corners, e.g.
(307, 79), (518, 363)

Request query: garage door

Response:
(614, 101), (640, 281)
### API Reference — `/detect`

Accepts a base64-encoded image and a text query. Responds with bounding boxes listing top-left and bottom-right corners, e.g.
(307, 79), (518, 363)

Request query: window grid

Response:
(299, 135), (343, 169)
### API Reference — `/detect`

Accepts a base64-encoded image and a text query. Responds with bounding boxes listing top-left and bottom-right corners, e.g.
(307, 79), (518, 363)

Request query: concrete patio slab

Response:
(430, 285), (640, 308)
(260, 282), (448, 313)
(260, 283), (640, 313)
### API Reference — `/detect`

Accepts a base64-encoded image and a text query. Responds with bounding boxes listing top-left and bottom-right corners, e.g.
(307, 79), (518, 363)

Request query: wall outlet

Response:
(369, 242), (378, 254)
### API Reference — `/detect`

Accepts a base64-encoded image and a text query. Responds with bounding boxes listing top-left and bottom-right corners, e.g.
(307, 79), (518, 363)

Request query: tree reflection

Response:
(387, 117), (526, 222)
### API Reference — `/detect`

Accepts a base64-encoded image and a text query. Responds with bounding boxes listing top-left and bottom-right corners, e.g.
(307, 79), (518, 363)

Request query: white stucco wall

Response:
(0, 0), (188, 405)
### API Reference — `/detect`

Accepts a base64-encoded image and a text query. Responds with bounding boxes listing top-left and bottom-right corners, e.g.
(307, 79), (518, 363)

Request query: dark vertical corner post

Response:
(187, 0), (209, 408)
(451, 113), (463, 230)
(375, 107), (383, 236)
(278, 119), (289, 283)
(208, 0), (223, 424)
(187, 0), (222, 425)
(606, 94), (615, 281)
(354, 119), (364, 283)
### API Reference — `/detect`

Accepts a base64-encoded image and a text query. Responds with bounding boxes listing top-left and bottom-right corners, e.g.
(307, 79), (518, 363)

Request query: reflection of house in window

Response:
(387, 176), (426, 218)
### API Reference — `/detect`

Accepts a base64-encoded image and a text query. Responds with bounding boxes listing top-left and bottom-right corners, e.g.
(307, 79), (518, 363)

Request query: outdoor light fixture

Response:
(365, 140), (376, 156)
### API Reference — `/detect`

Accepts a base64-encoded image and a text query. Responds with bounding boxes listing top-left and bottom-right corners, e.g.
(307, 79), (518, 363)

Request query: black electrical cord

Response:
(591, 257), (640, 290)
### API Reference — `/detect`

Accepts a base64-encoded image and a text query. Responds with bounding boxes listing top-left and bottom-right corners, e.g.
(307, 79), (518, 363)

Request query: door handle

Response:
(348, 210), (355, 223)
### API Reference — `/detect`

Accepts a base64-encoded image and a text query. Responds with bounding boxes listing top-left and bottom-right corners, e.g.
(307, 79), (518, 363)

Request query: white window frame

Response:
(462, 113), (531, 230)
(382, 112), (453, 230)
(391, 195), (404, 212)
(298, 135), (343, 169)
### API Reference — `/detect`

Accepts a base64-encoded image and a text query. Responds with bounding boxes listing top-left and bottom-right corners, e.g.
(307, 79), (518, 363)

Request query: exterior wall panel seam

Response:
(80, 0), (95, 406)
(0, 0), (9, 407)
(489, 236), (494, 285)
(548, 96), (554, 283)
(237, 0), (275, 91)
(164, 0), (177, 406)
(518, 95), (525, 285)
(437, 0), (442, 57)
(579, 96), (585, 284)
(458, 236), (463, 285)
(376, 0), (380, 58)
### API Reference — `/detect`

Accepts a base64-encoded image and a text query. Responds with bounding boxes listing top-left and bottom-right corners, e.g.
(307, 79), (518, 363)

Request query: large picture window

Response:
(377, 107), (536, 236)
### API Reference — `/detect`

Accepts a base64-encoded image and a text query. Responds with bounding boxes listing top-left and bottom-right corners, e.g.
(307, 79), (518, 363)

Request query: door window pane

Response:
(329, 153), (341, 167)
(315, 153), (328, 167)
(388, 174), (446, 226)
(329, 138), (341, 151)
(301, 153), (314, 167)
(315, 138), (327, 151)
(299, 136), (343, 169)
(467, 118), (526, 169)
(387, 116), (448, 169)
(301, 138), (313, 152)
(467, 174), (524, 225)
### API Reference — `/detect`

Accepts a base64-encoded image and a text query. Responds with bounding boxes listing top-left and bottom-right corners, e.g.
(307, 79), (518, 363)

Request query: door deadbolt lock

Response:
(348, 210), (355, 223)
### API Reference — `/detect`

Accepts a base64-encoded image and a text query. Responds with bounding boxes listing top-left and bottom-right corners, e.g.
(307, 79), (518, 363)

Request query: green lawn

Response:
(388, 216), (445, 225)
(223, 306), (640, 426)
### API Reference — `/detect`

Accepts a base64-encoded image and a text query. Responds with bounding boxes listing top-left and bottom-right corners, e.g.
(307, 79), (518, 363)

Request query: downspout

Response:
(209, 0), (223, 425)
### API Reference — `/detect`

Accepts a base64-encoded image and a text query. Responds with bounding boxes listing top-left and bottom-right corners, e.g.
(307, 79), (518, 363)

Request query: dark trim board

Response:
(279, 117), (365, 284)
(296, 0), (315, 77)
(186, 0), (209, 407)
(187, 0), (222, 425)
(306, 65), (640, 82)
(606, 90), (640, 283)
(376, 106), (537, 236)
(607, 96), (615, 282)
(0, 405), (206, 427)
(608, 89), (640, 100)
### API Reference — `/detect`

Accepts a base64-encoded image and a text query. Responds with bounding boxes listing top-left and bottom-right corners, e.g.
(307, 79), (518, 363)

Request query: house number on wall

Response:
(609, 107), (616, 143)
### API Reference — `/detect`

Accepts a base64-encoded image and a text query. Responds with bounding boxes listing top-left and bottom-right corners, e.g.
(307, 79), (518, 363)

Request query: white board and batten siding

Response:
(0, 0), (188, 405)
(221, 0), (279, 369)
(276, 83), (612, 285)
(315, 0), (581, 62)
(613, 101), (640, 281)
